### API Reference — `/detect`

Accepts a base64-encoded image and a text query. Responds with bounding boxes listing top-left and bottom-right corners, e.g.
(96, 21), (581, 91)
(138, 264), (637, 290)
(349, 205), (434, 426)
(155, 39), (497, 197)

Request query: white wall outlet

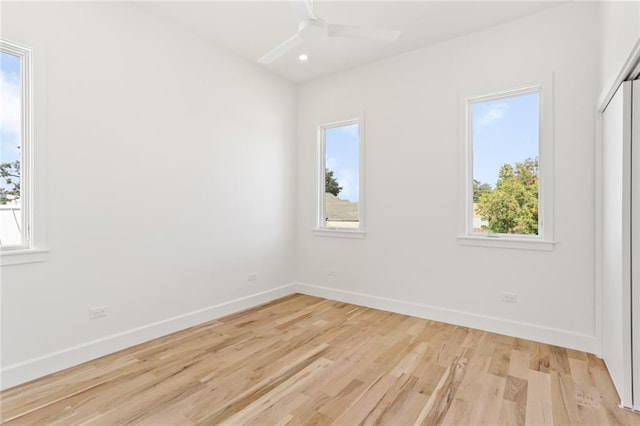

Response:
(328, 270), (336, 277)
(89, 306), (108, 319)
(500, 292), (518, 303)
(248, 272), (257, 281)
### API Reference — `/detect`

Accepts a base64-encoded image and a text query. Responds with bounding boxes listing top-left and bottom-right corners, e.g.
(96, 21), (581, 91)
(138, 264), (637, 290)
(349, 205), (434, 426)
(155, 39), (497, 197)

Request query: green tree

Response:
(476, 158), (538, 234)
(0, 160), (20, 205)
(472, 180), (492, 202)
(325, 168), (342, 196)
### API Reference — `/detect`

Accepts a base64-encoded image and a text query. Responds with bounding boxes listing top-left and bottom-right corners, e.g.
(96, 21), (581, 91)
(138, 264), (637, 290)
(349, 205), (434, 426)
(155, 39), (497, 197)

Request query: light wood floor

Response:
(1, 294), (639, 425)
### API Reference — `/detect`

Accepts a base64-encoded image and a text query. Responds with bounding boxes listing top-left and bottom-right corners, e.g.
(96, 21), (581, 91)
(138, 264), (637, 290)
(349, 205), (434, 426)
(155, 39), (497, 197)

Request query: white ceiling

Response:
(139, 1), (564, 83)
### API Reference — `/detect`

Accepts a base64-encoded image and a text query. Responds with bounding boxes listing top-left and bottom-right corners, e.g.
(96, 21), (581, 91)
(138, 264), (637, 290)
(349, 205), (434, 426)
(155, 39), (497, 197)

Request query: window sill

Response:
(457, 236), (555, 251)
(0, 248), (49, 266)
(313, 228), (366, 239)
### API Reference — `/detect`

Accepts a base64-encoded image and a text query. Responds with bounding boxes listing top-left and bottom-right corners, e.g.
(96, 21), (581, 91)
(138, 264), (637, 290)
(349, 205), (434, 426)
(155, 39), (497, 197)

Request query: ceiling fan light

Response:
(258, 0), (402, 65)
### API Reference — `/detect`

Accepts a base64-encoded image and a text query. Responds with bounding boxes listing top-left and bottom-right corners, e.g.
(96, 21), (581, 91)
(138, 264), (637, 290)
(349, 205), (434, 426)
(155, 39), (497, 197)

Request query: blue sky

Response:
(325, 123), (359, 202)
(0, 51), (21, 166)
(472, 92), (539, 187)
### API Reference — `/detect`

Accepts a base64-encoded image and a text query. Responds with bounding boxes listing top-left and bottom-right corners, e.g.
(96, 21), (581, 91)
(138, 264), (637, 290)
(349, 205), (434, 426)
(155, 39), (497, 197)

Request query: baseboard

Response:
(1, 284), (296, 391)
(2, 282), (599, 391)
(294, 282), (598, 354)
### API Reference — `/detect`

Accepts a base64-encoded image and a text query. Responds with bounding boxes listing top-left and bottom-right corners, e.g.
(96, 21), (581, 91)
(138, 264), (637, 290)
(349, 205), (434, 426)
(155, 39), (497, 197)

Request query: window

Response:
(0, 40), (32, 250)
(316, 119), (364, 237)
(460, 85), (554, 250)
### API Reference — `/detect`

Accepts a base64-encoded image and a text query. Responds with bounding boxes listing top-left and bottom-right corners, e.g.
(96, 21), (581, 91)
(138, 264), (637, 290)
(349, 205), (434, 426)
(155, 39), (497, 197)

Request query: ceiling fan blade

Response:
(328, 24), (401, 42)
(290, 0), (316, 20)
(257, 33), (304, 64)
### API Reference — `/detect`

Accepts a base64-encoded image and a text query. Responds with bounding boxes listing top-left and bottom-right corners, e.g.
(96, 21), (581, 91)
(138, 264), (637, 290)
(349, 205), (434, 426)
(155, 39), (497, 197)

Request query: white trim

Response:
(459, 76), (555, 249)
(312, 228), (366, 239)
(2, 282), (600, 391)
(0, 284), (296, 391)
(594, 104), (604, 358)
(294, 282), (598, 354)
(457, 236), (555, 251)
(316, 115), (365, 234)
(0, 248), (48, 266)
(0, 39), (33, 251)
(598, 38), (640, 113)
(631, 80), (640, 411)
(467, 86), (541, 104)
(466, 87), (544, 238)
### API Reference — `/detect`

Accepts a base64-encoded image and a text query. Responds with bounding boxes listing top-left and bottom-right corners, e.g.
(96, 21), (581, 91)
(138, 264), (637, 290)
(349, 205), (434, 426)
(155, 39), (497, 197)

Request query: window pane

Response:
(0, 50), (23, 246)
(471, 92), (539, 235)
(324, 123), (359, 228)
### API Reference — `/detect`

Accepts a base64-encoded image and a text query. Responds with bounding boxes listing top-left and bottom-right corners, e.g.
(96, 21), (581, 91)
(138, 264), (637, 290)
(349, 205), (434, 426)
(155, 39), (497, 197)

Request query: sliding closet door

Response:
(633, 80), (640, 411)
(602, 81), (633, 408)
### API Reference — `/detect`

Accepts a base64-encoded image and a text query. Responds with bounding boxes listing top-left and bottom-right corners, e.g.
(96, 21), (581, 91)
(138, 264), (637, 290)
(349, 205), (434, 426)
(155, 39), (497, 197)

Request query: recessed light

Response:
(298, 54), (309, 62)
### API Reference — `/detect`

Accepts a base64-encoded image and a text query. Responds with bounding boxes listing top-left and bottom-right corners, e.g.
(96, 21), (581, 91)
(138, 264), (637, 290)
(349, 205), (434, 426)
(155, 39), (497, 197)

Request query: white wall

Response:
(0, 2), (296, 389)
(598, 0), (640, 98)
(295, 2), (599, 352)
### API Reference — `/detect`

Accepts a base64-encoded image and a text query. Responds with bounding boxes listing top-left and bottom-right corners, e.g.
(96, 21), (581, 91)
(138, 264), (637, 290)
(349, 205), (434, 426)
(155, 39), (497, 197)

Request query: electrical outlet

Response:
(248, 272), (257, 281)
(328, 270), (336, 277)
(89, 306), (108, 319)
(500, 292), (518, 303)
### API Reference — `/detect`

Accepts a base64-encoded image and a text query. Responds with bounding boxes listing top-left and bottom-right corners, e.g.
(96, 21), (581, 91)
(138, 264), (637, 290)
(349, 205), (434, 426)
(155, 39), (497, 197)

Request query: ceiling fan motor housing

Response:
(299, 18), (328, 40)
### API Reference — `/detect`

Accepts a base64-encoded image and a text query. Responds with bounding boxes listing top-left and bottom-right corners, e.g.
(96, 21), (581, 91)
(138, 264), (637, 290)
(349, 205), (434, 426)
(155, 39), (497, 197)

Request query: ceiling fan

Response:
(258, 0), (401, 65)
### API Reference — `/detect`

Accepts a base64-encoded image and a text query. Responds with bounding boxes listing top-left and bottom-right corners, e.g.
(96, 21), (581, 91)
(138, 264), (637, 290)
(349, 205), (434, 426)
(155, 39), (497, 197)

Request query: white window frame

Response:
(313, 116), (365, 239)
(0, 39), (46, 265)
(458, 81), (555, 251)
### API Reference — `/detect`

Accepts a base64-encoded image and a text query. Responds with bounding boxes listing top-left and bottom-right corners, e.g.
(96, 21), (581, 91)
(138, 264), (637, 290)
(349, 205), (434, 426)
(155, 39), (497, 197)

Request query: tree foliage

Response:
(473, 180), (492, 202)
(0, 160), (20, 205)
(325, 168), (342, 196)
(476, 158), (538, 235)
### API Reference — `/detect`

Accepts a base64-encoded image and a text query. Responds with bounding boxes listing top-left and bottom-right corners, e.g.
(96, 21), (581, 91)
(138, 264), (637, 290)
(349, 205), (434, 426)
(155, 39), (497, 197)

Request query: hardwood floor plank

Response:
(2, 294), (638, 425)
(414, 350), (469, 425)
(550, 372), (579, 425)
(591, 358), (640, 425)
(390, 342), (429, 377)
(529, 343), (551, 373)
(575, 383), (610, 426)
(498, 400), (525, 426)
(569, 357), (596, 387)
(466, 373), (506, 425)
(525, 369), (553, 426)
(498, 375), (528, 426)
(0, 354), (139, 421)
(488, 342), (513, 377)
(508, 349), (532, 380)
(331, 373), (395, 425)
(197, 343), (329, 424)
(549, 346), (572, 375)
(439, 398), (471, 425)
(361, 373), (419, 424)
(410, 359), (448, 397)
(219, 358), (331, 425)
(503, 374), (528, 403)
(315, 380), (366, 420)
